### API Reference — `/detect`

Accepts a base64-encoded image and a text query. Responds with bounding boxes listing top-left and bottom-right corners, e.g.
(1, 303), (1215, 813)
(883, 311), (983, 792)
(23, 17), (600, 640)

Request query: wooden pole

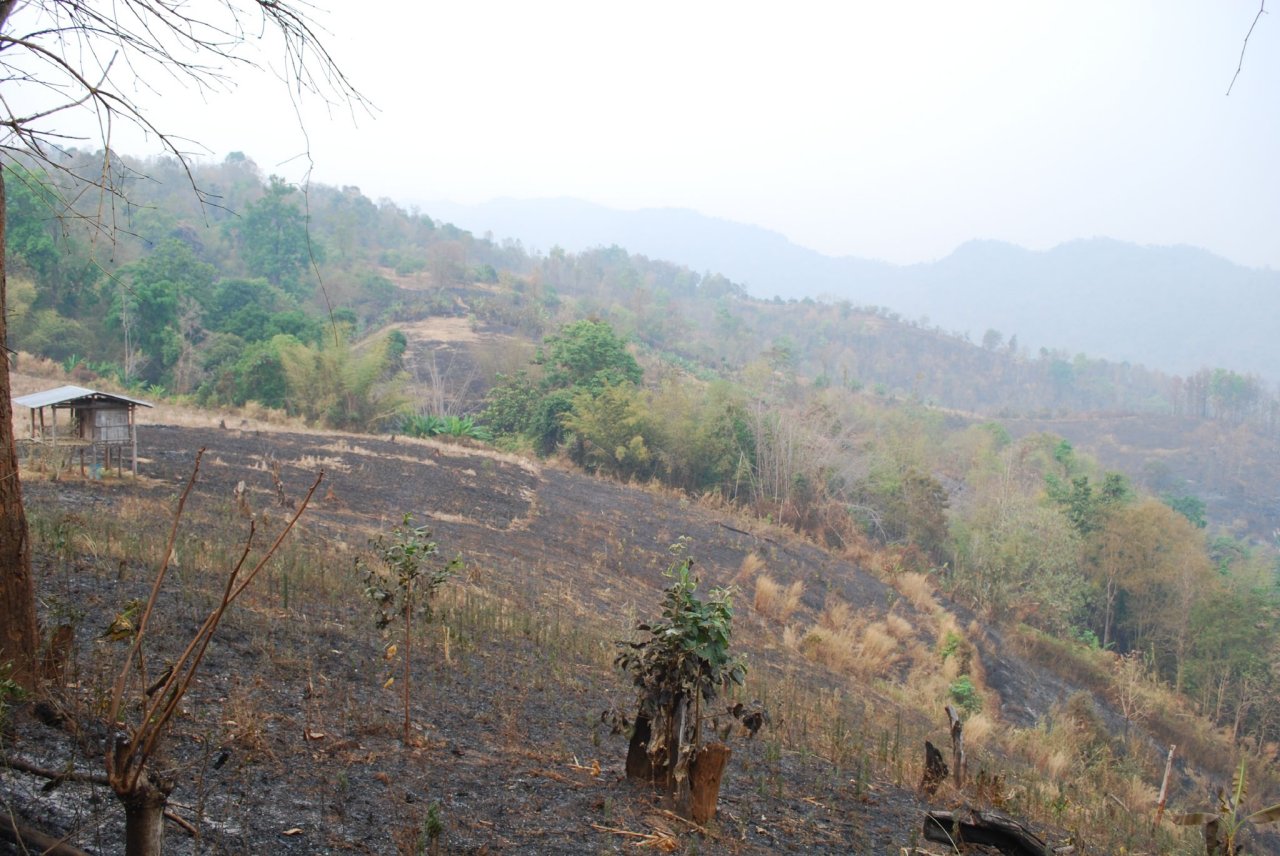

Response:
(1154, 743), (1176, 828)
(130, 404), (138, 476)
(946, 704), (966, 788)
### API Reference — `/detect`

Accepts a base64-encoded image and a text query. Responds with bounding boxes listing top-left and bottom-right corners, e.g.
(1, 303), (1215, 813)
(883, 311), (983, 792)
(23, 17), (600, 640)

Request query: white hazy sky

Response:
(9, 1), (1279, 268)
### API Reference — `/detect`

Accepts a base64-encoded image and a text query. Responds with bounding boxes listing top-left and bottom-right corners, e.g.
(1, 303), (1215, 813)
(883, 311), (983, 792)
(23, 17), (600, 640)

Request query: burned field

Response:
(3, 423), (1110, 854)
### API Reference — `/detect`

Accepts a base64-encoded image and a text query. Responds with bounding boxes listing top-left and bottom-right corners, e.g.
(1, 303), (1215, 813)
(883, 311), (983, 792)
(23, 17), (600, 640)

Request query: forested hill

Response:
(8, 147), (1280, 543)
(6, 150), (1278, 446)
(427, 197), (1280, 381)
(9, 151), (1280, 817)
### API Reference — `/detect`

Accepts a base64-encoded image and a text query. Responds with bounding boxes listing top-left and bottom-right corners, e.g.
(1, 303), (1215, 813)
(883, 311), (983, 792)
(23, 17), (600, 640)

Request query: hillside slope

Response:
(4, 418), (1269, 854)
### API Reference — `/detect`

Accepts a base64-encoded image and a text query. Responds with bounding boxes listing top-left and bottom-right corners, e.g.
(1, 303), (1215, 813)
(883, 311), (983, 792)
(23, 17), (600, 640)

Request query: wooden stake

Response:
(946, 704), (966, 788)
(1155, 743), (1176, 827)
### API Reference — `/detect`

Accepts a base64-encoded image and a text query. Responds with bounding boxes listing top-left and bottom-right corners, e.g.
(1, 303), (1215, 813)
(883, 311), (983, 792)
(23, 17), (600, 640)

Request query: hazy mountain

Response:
(424, 198), (1280, 381)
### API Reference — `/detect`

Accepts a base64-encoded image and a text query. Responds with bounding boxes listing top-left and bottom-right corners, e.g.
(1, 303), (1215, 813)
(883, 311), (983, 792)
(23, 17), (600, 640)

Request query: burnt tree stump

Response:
(921, 740), (948, 795)
(688, 742), (732, 824)
(923, 809), (1049, 856)
(626, 713), (658, 783)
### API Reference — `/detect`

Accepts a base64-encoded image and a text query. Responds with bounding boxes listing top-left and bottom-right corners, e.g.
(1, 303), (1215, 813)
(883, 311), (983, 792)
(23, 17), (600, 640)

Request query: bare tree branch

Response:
(0, 0), (368, 233)
(1227, 1), (1267, 96)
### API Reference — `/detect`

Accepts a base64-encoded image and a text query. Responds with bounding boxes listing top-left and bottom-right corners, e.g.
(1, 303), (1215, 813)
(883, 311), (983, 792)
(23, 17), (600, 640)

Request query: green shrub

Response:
(948, 675), (982, 715)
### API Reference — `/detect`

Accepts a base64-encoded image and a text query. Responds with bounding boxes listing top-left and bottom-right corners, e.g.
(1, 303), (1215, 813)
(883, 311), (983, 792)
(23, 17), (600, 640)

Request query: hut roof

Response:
(13, 385), (154, 410)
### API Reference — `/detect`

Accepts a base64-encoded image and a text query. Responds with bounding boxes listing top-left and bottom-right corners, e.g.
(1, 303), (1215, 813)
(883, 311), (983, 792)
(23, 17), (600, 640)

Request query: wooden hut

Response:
(13, 385), (153, 476)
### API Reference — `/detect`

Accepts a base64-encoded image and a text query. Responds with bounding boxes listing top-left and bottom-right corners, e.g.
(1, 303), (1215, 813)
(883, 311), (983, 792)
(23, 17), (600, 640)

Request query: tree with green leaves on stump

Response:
(615, 543), (745, 822)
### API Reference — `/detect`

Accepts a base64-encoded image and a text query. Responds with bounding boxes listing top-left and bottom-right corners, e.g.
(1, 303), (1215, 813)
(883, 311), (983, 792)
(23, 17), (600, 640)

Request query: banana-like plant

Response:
(1173, 759), (1280, 855)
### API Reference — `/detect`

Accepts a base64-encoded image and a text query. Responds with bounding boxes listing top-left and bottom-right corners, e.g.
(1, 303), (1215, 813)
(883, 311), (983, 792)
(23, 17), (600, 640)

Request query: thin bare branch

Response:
(133, 470), (323, 773)
(3, 755), (111, 787)
(0, 0), (368, 239)
(1227, 1), (1267, 95)
(106, 447), (204, 732)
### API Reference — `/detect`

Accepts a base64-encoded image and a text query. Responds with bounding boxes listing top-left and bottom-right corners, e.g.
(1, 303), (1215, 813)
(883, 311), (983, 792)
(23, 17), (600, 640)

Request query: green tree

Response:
(110, 239), (215, 385)
(1163, 493), (1208, 529)
(561, 382), (655, 479)
(539, 319), (642, 392)
(615, 547), (745, 815)
(482, 368), (543, 440)
(949, 496), (1083, 632)
(1046, 470), (1132, 537)
(359, 514), (461, 746)
(278, 331), (406, 429)
(230, 176), (319, 297)
(650, 379), (755, 498)
(484, 320), (643, 455)
(3, 164), (99, 314)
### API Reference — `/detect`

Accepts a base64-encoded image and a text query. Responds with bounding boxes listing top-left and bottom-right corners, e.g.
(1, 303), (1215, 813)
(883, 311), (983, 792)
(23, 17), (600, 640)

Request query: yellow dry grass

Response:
(962, 711), (994, 749)
(732, 551), (765, 587)
(798, 596), (901, 678)
(884, 612), (915, 641)
(753, 573), (804, 623)
(896, 571), (939, 613)
(819, 598), (855, 632)
(860, 622), (898, 668)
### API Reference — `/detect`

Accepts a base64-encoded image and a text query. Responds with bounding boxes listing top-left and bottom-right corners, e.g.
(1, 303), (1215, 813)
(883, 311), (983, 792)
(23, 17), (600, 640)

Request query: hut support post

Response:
(130, 405), (138, 476)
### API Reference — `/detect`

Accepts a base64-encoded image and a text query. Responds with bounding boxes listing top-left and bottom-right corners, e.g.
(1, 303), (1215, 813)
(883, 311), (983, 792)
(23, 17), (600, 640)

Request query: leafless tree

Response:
(415, 346), (480, 419)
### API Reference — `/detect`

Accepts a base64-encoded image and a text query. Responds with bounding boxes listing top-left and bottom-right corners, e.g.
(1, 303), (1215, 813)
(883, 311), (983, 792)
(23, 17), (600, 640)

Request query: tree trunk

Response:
(923, 809), (1048, 856)
(122, 778), (169, 856)
(688, 742), (731, 824)
(0, 163), (40, 691)
(1102, 578), (1116, 652)
(626, 712), (654, 781)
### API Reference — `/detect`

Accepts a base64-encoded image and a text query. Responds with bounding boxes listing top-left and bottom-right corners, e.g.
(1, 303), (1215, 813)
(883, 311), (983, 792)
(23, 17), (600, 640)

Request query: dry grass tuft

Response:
(884, 612), (915, 641)
(754, 573), (804, 623)
(798, 598), (900, 678)
(733, 551), (766, 587)
(799, 624), (859, 673)
(819, 598), (855, 631)
(1043, 748), (1073, 780)
(896, 571), (939, 613)
(859, 622), (898, 670)
(1115, 773), (1157, 814)
(963, 711), (995, 749)
(296, 454), (351, 473)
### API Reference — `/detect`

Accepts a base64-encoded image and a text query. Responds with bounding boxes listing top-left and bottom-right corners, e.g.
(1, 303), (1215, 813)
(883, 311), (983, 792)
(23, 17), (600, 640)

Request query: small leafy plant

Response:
(948, 675), (982, 715)
(401, 413), (492, 441)
(615, 542), (746, 811)
(359, 514), (462, 745)
(1174, 759), (1280, 855)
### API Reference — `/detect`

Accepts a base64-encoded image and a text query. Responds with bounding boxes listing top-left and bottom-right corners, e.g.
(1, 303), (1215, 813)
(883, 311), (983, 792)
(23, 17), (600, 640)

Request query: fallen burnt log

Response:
(923, 808), (1057, 856)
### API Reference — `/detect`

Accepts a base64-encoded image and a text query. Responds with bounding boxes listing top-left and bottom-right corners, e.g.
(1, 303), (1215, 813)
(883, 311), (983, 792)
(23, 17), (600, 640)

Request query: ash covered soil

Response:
(2, 423), (1080, 855)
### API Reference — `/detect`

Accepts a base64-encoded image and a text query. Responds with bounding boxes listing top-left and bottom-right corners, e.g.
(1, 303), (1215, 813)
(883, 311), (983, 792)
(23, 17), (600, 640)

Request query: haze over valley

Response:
(427, 197), (1280, 381)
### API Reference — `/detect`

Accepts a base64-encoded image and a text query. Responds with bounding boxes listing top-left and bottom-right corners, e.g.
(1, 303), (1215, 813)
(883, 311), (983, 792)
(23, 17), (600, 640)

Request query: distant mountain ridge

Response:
(423, 197), (1280, 381)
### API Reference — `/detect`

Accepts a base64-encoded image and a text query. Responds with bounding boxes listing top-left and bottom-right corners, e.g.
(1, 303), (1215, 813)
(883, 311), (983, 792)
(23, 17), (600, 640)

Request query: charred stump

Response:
(121, 772), (173, 856)
(923, 809), (1049, 856)
(688, 742), (732, 823)
(625, 713), (660, 783)
(921, 740), (948, 796)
